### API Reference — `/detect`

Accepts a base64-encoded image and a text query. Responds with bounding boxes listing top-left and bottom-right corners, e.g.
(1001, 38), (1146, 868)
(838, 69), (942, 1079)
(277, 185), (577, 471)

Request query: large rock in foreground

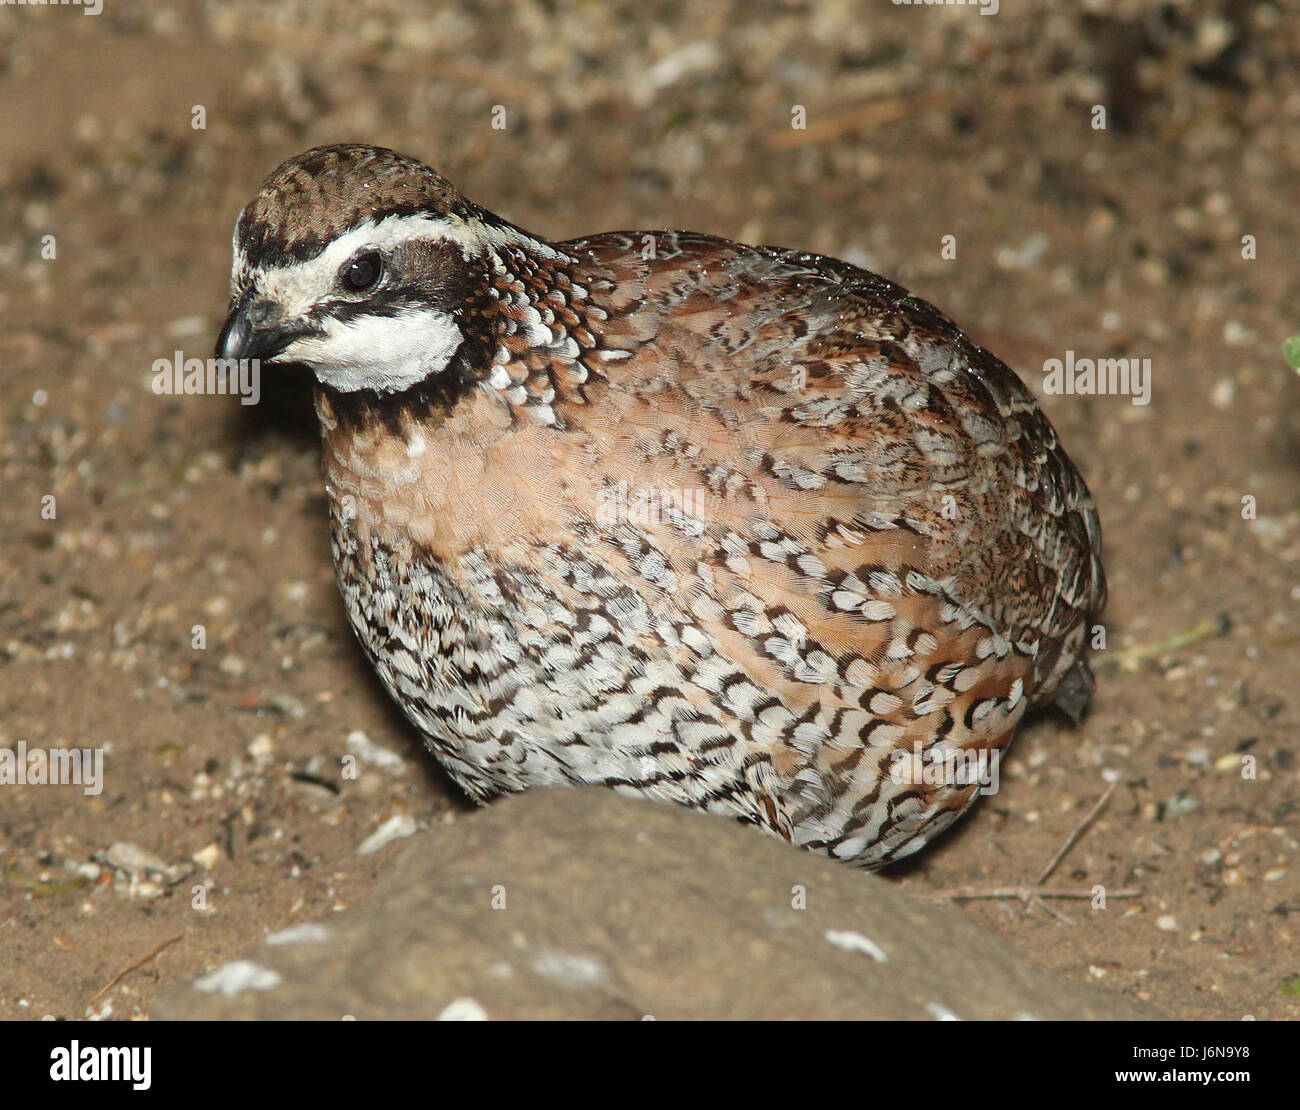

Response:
(155, 789), (1154, 1020)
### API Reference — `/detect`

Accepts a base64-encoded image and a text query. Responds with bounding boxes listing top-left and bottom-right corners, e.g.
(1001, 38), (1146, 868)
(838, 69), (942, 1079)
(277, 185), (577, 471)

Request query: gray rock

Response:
(155, 789), (1157, 1020)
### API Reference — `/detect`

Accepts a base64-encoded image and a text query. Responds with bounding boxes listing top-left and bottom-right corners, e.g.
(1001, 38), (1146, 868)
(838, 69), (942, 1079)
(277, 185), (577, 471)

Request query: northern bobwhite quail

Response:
(217, 144), (1106, 868)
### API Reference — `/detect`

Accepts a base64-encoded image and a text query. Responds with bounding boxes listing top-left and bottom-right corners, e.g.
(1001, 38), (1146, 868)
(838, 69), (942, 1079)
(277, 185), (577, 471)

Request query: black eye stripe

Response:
(325, 294), (419, 323)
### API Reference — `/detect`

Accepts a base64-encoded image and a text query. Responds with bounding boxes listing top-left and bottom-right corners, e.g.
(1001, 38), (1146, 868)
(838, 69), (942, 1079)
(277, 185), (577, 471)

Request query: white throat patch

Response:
(284, 308), (463, 394)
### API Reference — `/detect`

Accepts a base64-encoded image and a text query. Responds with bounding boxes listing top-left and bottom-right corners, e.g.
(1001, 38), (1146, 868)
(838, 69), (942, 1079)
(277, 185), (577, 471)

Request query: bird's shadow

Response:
(223, 360), (319, 449)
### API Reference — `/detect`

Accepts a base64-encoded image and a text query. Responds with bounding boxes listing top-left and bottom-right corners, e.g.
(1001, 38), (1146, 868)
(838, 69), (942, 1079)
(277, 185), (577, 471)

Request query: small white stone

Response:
(437, 997), (489, 1020)
(192, 843), (221, 871)
(824, 929), (888, 963)
(247, 734), (275, 765)
(193, 960), (282, 997)
(345, 730), (406, 774)
(357, 813), (417, 855)
(532, 951), (608, 986)
(265, 922), (330, 946)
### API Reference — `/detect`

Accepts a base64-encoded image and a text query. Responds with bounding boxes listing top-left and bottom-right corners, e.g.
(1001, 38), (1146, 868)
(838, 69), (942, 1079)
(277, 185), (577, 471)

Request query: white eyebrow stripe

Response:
(246, 218), (462, 318)
(245, 212), (564, 315)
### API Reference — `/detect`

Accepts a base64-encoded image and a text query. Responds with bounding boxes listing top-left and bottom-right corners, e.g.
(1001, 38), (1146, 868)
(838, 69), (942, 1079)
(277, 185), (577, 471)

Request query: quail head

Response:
(217, 144), (1106, 868)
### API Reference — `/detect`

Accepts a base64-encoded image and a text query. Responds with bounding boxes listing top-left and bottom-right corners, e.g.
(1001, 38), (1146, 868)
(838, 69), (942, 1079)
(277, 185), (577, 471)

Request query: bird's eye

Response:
(342, 251), (383, 292)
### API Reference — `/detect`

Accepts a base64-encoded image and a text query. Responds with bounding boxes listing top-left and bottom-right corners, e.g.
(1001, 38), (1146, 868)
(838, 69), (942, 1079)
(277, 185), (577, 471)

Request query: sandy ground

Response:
(1, 0), (1297, 1021)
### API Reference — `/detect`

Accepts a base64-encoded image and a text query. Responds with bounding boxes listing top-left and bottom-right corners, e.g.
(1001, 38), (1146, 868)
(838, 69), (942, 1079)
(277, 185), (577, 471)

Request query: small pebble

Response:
(437, 997), (488, 1021)
(192, 843), (221, 871)
(346, 729), (407, 774)
(104, 841), (182, 884)
(824, 929), (889, 963)
(247, 734), (275, 766)
(193, 961), (283, 997)
(357, 814), (417, 856)
(265, 923), (330, 946)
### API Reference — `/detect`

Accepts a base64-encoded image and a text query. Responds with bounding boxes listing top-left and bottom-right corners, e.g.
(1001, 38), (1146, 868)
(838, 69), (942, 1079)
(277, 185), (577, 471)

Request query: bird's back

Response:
(559, 229), (1106, 702)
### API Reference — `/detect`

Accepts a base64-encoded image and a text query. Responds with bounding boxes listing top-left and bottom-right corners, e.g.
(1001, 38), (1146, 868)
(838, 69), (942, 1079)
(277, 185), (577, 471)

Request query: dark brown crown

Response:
(235, 144), (480, 267)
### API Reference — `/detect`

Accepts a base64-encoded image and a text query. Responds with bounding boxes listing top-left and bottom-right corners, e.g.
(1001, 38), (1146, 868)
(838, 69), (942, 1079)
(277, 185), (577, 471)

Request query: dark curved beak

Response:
(215, 309), (255, 361)
(215, 300), (312, 362)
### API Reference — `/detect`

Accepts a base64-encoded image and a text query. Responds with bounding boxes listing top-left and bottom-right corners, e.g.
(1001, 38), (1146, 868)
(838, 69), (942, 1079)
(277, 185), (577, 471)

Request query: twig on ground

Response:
(1097, 614), (1230, 673)
(929, 886), (1142, 902)
(1037, 779), (1118, 885)
(929, 782), (1141, 921)
(767, 92), (951, 149)
(88, 932), (183, 1006)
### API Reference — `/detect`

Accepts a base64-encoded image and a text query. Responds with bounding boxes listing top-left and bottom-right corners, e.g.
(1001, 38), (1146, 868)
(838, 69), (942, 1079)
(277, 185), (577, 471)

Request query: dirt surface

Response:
(1, 0), (1297, 1022)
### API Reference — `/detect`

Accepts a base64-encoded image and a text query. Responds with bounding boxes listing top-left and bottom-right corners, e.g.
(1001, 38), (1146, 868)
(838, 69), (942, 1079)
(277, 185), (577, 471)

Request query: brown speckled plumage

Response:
(221, 145), (1106, 867)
